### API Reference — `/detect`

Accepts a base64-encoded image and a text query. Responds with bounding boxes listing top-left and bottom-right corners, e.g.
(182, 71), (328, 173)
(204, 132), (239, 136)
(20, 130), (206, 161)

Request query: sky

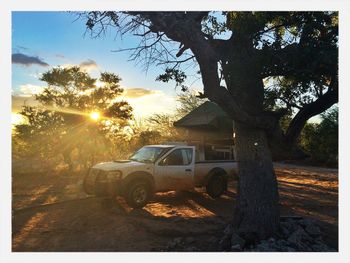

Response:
(11, 11), (331, 126)
(11, 11), (202, 123)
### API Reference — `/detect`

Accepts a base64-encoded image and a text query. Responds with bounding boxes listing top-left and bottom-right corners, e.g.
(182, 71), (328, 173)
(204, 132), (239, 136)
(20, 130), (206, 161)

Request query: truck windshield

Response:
(129, 147), (172, 163)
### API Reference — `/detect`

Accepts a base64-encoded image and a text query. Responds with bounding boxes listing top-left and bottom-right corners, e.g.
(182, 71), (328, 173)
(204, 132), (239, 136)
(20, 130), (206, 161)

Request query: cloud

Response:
(60, 59), (99, 72)
(55, 54), (65, 59)
(120, 89), (178, 117)
(16, 45), (29, 51)
(17, 84), (45, 97)
(123, 88), (160, 99)
(79, 59), (98, 71)
(28, 72), (42, 79)
(12, 53), (49, 67)
(12, 95), (39, 112)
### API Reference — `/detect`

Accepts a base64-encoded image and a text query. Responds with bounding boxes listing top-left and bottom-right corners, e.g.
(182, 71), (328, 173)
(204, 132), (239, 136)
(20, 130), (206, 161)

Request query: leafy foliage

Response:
(156, 68), (188, 91)
(300, 107), (338, 166)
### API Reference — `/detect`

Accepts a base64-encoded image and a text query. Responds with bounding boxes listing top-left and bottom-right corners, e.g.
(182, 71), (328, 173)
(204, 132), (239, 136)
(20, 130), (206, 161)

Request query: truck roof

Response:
(144, 144), (176, 148)
(144, 144), (186, 148)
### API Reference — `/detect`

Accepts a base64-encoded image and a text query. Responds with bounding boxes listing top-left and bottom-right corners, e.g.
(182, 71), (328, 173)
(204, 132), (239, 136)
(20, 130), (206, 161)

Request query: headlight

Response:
(106, 170), (123, 180)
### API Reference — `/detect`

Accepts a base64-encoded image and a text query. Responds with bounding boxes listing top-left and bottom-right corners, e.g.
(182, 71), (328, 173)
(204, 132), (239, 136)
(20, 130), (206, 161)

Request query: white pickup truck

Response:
(83, 145), (237, 208)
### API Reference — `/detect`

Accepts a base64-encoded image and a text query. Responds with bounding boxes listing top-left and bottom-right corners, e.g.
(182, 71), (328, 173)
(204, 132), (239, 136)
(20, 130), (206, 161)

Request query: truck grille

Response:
(83, 168), (100, 195)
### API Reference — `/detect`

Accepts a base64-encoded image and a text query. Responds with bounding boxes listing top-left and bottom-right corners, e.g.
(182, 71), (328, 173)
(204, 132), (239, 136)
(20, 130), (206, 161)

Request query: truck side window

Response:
(182, 149), (193, 165)
(160, 149), (184, 166)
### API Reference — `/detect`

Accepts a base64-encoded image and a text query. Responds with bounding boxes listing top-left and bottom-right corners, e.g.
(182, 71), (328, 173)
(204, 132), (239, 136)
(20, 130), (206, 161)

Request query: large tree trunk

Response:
(192, 45), (281, 240)
(233, 122), (280, 242)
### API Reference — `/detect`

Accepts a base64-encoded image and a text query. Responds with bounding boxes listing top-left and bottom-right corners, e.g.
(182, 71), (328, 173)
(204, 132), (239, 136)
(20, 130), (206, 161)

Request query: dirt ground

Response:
(12, 163), (338, 252)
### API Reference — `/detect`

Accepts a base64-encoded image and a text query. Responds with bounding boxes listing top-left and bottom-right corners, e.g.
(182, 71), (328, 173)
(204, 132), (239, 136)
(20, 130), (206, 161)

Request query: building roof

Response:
(173, 101), (232, 132)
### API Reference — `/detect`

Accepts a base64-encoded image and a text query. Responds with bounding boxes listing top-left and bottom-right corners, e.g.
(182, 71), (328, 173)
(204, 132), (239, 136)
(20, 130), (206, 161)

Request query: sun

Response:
(89, 111), (100, 121)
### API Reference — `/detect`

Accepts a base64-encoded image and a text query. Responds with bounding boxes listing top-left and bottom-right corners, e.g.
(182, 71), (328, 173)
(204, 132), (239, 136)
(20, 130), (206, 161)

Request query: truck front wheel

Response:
(126, 180), (151, 208)
(206, 175), (227, 198)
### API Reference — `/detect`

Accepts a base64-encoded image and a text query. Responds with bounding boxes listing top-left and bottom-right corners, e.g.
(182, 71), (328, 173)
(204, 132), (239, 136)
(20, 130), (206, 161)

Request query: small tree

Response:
(13, 66), (133, 171)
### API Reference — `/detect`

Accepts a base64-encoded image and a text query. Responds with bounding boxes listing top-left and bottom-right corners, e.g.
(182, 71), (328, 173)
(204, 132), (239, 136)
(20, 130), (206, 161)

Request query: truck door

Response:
(154, 147), (195, 191)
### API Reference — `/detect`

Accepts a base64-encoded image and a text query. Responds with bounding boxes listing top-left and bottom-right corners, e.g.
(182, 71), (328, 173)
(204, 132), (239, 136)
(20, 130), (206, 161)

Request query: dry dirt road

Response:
(12, 163), (338, 252)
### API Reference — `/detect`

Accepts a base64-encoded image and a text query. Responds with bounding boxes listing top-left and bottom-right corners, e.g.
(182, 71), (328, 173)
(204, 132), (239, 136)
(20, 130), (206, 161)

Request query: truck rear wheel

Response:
(206, 175), (226, 198)
(126, 180), (151, 208)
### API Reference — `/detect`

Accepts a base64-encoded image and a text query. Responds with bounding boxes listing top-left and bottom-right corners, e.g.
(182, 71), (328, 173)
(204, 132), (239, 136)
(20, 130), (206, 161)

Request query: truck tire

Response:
(126, 180), (151, 208)
(206, 175), (226, 198)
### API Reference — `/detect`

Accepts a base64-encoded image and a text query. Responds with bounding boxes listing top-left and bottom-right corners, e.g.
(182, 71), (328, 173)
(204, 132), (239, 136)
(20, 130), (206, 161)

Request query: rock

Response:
(305, 225), (321, 236)
(288, 227), (313, 245)
(231, 232), (246, 248)
(282, 220), (300, 234)
(282, 228), (290, 237)
(280, 224), (291, 237)
(230, 244), (242, 252)
(312, 244), (330, 252)
(287, 229), (302, 245)
(218, 217), (331, 252)
(298, 218), (314, 228)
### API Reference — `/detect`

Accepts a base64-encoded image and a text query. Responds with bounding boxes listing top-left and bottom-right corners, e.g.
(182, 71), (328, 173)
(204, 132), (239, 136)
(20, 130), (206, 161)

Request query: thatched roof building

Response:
(174, 101), (235, 160)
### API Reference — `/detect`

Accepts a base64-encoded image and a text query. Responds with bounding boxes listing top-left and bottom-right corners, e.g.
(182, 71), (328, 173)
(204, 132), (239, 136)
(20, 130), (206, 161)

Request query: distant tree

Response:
(141, 90), (205, 142)
(13, 107), (64, 161)
(13, 66), (133, 171)
(175, 90), (207, 118)
(147, 113), (177, 138)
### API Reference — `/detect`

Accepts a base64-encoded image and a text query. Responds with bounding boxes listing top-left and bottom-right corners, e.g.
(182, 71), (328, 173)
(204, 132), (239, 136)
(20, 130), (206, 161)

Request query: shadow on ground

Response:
(12, 164), (338, 251)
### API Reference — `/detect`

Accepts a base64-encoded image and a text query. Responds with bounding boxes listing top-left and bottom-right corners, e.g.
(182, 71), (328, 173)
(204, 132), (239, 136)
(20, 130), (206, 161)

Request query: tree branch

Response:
(285, 79), (338, 144)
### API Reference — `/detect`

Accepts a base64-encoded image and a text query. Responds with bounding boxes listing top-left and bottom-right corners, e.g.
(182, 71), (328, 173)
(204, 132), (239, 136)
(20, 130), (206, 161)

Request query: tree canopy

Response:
(77, 11), (338, 240)
(80, 11), (337, 145)
(13, 66), (133, 170)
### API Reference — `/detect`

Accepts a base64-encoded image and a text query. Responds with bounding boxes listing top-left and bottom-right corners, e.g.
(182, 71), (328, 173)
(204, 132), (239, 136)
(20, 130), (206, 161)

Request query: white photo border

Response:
(1, 1), (349, 262)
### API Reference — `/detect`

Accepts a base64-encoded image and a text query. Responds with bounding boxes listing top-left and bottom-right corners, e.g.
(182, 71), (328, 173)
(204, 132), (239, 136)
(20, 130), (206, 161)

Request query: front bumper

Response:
(83, 168), (123, 197)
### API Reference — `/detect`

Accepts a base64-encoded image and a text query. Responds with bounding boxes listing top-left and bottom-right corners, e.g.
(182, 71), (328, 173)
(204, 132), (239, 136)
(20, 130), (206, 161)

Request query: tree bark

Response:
(190, 41), (281, 240)
(233, 121), (280, 241)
